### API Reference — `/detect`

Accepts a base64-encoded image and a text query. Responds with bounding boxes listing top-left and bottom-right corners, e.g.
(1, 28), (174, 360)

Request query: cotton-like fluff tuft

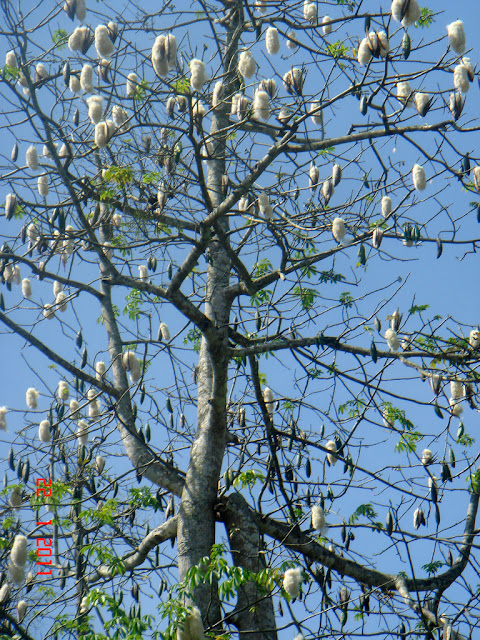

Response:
(17, 600), (27, 623)
(332, 164), (342, 186)
(94, 121), (110, 148)
(450, 380), (464, 400)
(263, 387), (274, 418)
(95, 25), (114, 59)
(397, 81), (413, 107)
(56, 291), (68, 313)
(421, 449), (433, 465)
(43, 303), (55, 320)
(77, 420), (89, 445)
(447, 20), (466, 55)
(112, 213), (122, 228)
(385, 328), (400, 351)
(126, 73), (139, 97)
(454, 64), (470, 94)
(391, 0), (420, 26)
(0, 583), (10, 604)
(58, 144), (69, 158)
(449, 397), (463, 417)
(412, 164), (426, 191)
(38, 419), (51, 443)
(96, 361), (106, 381)
(469, 329), (480, 349)
(357, 38), (372, 65)
(13, 265), (21, 285)
(322, 179), (334, 203)
(414, 92), (431, 117)
(286, 31), (297, 50)
(190, 59), (207, 91)
(283, 68), (304, 95)
(152, 35), (169, 78)
(70, 399), (80, 418)
(38, 175), (49, 197)
(26, 387), (39, 410)
(265, 27), (280, 55)
(309, 162), (319, 190)
(283, 567), (303, 599)
(138, 265), (148, 281)
(4, 264), (14, 283)
(238, 50), (256, 79)
(58, 381), (69, 400)
(325, 440), (337, 465)
(212, 82), (224, 108)
(88, 389), (100, 417)
(377, 31), (390, 57)
(87, 95), (103, 124)
(166, 33), (177, 69)
(303, 2), (317, 24)
(332, 217), (345, 243)
(9, 487), (22, 509)
(53, 280), (63, 296)
(253, 89), (269, 120)
(11, 535), (28, 568)
(26, 146), (39, 171)
(35, 63), (48, 83)
(122, 351), (142, 382)
(159, 322), (171, 342)
(96, 455), (105, 474)
(69, 75), (81, 94)
(310, 101), (322, 125)
(80, 64), (94, 93)
(311, 505), (327, 532)
(322, 15), (332, 35)
(6, 50), (17, 67)
(27, 224), (38, 243)
(381, 196), (392, 218)
(177, 606), (204, 640)
(9, 562), (25, 585)
(0, 406), (7, 431)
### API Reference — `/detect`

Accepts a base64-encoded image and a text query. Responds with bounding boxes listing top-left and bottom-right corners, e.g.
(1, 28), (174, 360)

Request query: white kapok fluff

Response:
(385, 328), (400, 351)
(5, 50), (17, 67)
(43, 303), (55, 320)
(391, 0), (420, 26)
(159, 322), (171, 341)
(283, 567), (303, 599)
(77, 420), (89, 445)
(322, 16), (332, 35)
(70, 399), (80, 418)
(58, 380), (69, 400)
(0, 407), (7, 431)
(332, 217), (345, 243)
(9, 487), (22, 509)
(96, 361), (106, 380)
(357, 38), (372, 65)
(56, 291), (68, 312)
(263, 386), (274, 418)
(325, 440), (338, 465)
(17, 600), (27, 623)
(454, 64), (470, 94)
(190, 59), (207, 91)
(126, 73), (139, 97)
(138, 265), (148, 281)
(26, 387), (39, 409)
(177, 606), (204, 640)
(96, 455), (106, 474)
(69, 75), (81, 94)
(238, 50), (256, 79)
(412, 164), (426, 191)
(94, 25), (115, 59)
(447, 20), (466, 55)
(311, 505), (327, 532)
(38, 419), (51, 443)
(10, 535), (28, 568)
(397, 81), (413, 107)
(414, 93), (430, 117)
(87, 95), (103, 124)
(80, 64), (94, 93)
(381, 196), (392, 218)
(253, 89), (269, 120)
(303, 2), (317, 24)
(38, 175), (49, 197)
(265, 27), (280, 55)
(26, 145), (39, 171)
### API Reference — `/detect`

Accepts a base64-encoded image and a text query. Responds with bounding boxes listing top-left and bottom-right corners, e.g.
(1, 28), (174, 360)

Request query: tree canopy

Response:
(0, 0), (480, 639)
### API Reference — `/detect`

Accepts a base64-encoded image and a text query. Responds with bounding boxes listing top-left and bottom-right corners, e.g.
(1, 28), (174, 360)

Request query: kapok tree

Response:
(0, 0), (480, 639)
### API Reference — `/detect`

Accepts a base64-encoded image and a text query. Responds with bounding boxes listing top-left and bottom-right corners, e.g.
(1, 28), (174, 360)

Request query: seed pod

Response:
(370, 340), (378, 363)
(358, 243), (366, 265)
(332, 164), (342, 186)
(372, 228), (383, 249)
(413, 507), (426, 529)
(441, 462), (452, 483)
(449, 91), (464, 121)
(386, 510), (394, 536)
(359, 94), (368, 115)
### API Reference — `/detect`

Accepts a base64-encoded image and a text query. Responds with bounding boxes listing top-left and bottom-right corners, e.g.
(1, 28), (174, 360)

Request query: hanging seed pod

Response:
(8, 448), (14, 471)
(372, 228), (383, 249)
(81, 347), (87, 368)
(386, 510), (394, 536)
(11, 142), (18, 162)
(413, 507), (426, 529)
(358, 243), (366, 265)
(360, 94), (368, 115)
(5, 194), (17, 221)
(436, 237), (443, 259)
(429, 476), (438, 503)
(434, 404), (443, 419)
(449, 91), (464, 121)
(22, 459), (30, 484)
(370, 340), (378, 363)
(402, 32), (411, 59)
(305, 458), (311, 478)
